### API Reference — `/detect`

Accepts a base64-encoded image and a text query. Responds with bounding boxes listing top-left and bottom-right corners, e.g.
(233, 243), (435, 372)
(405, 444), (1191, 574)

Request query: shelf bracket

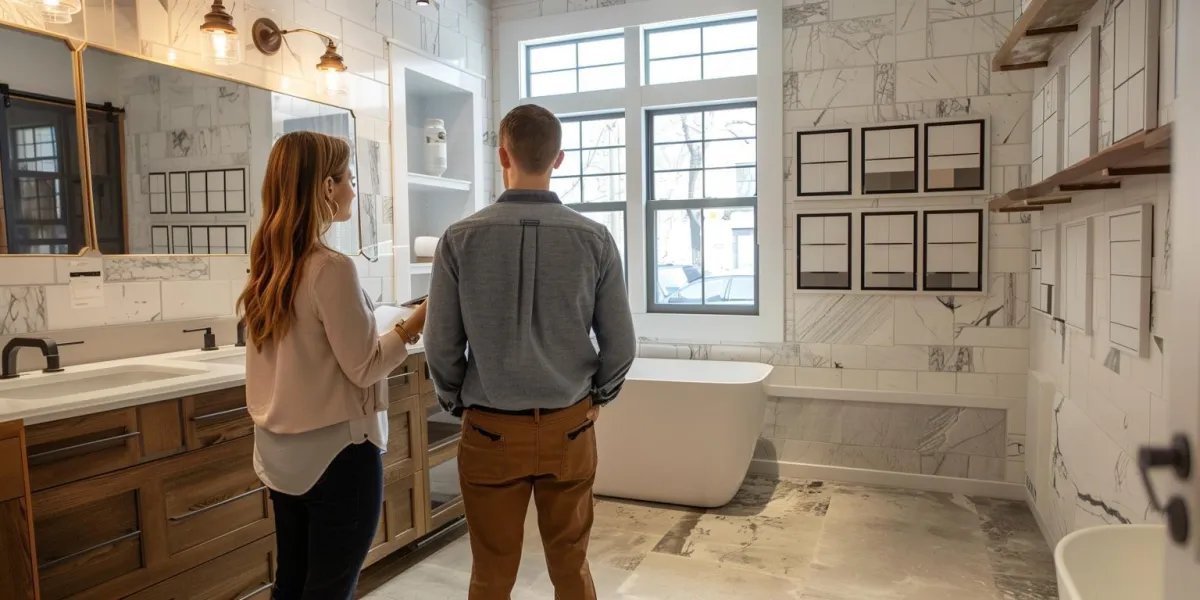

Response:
(1104, 165), (1171, 177)
(1059, 181), (1121, 192)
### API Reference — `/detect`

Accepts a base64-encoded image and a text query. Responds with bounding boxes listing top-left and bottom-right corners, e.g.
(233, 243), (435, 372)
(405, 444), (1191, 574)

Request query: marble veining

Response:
(104, 257), (209, 282)
(792, 295), (894, 346)
(362, 478), (1056, 599)
(874, 63), (896, 104)
(783, 1), (828, 28)
(930, 346), (975, 372)
(1, 286), (47, 335)
(785, 16), (895, 71)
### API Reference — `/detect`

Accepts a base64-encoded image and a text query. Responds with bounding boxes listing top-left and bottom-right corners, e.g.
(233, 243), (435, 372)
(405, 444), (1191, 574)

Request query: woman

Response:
(239, 131), (426, 599)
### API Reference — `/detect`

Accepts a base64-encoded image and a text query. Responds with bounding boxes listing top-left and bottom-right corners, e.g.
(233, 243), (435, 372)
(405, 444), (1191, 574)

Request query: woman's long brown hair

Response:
(238, 131), (351, 348)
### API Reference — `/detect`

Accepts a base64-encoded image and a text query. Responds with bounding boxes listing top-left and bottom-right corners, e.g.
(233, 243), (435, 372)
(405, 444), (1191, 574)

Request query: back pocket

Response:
(458, 416), (507, 485)
(561, 419), (598, 481)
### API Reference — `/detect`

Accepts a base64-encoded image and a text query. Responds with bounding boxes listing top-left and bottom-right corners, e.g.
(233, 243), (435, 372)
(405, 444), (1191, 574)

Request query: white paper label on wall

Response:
(68, 260), (104, 308)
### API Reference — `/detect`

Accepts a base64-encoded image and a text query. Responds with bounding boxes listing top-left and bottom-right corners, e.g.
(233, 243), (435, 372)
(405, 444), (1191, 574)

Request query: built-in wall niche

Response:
(923, 120), (986, 193)
(1112, 0), (1162, 142)
(1066, 28), (1100, 168)
(922, 209), (983, 292)
(796, 213), (852, 291)
(1031, 225), (1061, 317)
(1107, 204), (1153, 356)
(392, 43), (487, 302)
(861, 125), (918, 195)
(861, 211), (917, 291)
(796, 129), (852, 197)
(1031, 68), (1064, 183)
(1062, 218), (1094, 333)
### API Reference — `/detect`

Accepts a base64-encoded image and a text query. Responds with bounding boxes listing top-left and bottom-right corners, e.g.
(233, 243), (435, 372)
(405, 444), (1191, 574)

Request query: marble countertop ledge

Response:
(0, 344), (426, 426)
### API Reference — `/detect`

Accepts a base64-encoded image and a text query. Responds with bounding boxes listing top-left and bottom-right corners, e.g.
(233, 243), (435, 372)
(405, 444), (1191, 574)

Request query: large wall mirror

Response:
(78, 45), (375, 257)
(0, 24), (89, 255)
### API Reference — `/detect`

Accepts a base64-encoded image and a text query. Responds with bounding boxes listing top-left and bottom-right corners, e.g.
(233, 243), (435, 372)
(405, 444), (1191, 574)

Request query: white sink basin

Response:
(179, 353), (246, 366)
(0, 364), (206, 400)
(1055, 524), (1164, 600)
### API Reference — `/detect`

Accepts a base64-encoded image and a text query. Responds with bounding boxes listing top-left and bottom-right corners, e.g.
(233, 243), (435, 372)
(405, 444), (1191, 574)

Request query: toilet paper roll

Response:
(414, 236), (439, 258)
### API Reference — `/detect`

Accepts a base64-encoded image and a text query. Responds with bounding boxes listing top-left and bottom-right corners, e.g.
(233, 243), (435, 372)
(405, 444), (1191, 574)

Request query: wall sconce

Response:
(20, 0), (81, 24)
(199, 0), (243, 65)
(252, 18), (349, 96)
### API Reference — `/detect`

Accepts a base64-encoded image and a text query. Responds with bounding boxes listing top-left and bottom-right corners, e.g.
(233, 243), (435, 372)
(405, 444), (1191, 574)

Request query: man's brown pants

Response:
(457, 399), (598, 600)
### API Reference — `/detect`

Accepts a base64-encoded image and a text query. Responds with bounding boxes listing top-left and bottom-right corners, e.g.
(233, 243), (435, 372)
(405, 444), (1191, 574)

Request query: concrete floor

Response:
(359, 476), (1058, 600)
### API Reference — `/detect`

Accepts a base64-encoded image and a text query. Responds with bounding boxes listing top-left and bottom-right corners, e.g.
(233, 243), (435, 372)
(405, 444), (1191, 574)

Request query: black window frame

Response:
(525, 33), (626, 99)
(643, 16), (758, 86)
(645, 101), (759, 315)
(552, 112), (629, 270)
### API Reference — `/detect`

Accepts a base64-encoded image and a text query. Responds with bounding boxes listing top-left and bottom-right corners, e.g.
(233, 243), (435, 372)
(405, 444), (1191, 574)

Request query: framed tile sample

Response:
(922, 209), (983, 292)
(1112, 0), (1161, 142)
(187, 169), (248, 214)
(1063, 218), (1094, 333)
(168, 172), (188, 214)
(861, 125), (918, 194)
(923, 120), (986, 193)
(1031, 68), (1064, 183)
(1066, 28), (1100, 168)
(1107, 204), (1153, 356)
(151, 226), (169, 254)
(861, 211), (917, 291)
(797, 129), (852, 197)
(1030, 224), (1044, 311)
(149, 173), (167, 214)
(171, 225), (190, 254)
(796, 212), (852, 290)
(1032, 225), (1061, 317)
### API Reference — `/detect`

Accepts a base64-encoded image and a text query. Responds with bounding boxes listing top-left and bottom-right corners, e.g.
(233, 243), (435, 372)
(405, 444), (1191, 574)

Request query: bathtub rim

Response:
(626, 357), (773, 385)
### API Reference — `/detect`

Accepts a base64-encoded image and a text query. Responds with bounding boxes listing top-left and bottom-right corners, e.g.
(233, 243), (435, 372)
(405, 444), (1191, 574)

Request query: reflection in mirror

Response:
(80, 47), (366, 257)
(0, 25), (88, 255)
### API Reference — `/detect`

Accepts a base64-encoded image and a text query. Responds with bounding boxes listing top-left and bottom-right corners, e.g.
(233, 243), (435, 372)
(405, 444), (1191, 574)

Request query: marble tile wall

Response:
(0, 0), (494, 334)
(1024, 174), (1170, 544)
(756, 398), (1011, 482)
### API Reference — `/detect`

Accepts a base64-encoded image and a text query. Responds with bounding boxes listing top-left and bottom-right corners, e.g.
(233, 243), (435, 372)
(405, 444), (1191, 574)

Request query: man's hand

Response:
(586, 407), (599, 421)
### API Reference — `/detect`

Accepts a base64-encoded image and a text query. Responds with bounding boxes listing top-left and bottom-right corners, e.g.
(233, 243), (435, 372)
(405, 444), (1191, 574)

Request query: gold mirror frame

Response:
(0, 23), (377, 261)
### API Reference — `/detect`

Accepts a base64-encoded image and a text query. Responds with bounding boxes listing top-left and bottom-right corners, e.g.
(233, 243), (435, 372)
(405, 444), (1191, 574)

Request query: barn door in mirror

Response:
(0, 24), (90, 255)
(78, 46), (369, 257)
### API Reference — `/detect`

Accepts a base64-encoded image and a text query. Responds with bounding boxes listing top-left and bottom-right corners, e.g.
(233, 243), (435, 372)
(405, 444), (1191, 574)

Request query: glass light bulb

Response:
(201, 28), (243, 66)
(321, 68), (347, 96)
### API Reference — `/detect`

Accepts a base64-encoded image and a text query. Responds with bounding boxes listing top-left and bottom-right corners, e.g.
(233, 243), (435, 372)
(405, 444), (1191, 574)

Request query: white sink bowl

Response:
(0, 364), (206, 400)
(1055, 524), (1164, 600)
(178, 353), (246, 366)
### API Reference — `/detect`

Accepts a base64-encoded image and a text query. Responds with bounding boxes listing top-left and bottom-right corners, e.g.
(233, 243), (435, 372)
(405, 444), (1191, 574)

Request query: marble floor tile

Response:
(361, 478), (1057, 600)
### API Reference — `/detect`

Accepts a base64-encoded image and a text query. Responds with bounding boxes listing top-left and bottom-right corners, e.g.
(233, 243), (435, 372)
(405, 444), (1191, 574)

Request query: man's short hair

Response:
(499, 104), (562, 174)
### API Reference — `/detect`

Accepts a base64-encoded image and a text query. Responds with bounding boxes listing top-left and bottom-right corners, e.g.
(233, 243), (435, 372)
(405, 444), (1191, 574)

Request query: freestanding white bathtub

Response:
(594, 358), (773, 508)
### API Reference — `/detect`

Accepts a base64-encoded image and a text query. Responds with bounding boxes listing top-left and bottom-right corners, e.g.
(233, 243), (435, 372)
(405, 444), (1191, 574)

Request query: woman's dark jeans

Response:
(270, 442), (383, 600)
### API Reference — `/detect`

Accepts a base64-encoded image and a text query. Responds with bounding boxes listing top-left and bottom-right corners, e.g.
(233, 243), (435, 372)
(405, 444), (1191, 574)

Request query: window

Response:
(647, 103), (757, 313)
(552, 113), (627, 264)
(526, 34), (625, 97)
(645, 17), (757, 85)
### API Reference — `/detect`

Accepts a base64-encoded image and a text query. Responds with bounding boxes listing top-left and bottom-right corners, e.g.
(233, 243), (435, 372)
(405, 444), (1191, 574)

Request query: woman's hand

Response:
(406, 301), (428, 334)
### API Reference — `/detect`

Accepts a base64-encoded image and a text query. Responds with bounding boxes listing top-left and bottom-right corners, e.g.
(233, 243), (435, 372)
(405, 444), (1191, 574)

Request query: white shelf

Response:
(409, 172), (472, 193)
(410, 262), (433, 275)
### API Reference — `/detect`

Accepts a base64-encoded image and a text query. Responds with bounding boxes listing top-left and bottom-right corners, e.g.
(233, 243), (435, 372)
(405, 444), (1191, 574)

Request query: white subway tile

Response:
(878, 370), (918, 391)
(917, 372), (957, 394)
(0, 257), (58, 286)
(161, 281), (234, 320)
(979, 348), (1030, 374)
(796, 367), (842, 388)
(957, 373), (998, 396)
(841, 369), (878, 390)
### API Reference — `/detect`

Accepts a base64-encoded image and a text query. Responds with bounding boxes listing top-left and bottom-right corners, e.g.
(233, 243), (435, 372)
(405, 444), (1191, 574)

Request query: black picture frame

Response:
(796, 128), (853, 197)
(860, 211), (918, 291)
(922, 119), (987, 193)
(860, 124), (920, 195)
(921, 208), (984, 292)
(796, 212), (852, 291)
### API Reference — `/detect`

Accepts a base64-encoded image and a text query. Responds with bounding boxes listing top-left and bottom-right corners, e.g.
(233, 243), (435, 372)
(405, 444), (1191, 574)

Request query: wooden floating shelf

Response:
(409, 173), (472, 193)
(988, 124), (1172, 211)
(993, 0), (1102, 71)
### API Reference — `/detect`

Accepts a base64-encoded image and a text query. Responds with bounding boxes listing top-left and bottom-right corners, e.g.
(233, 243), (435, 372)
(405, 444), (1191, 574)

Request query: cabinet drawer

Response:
(25, 408), (140, 492)
(418, 355), (435, 397)
(124, 535), (275, 600)
(364, 467), (422, 568)
(32, 437), (270, 600)
(384, 396), (420, 475)
(184, 387), (252, 450)
(387, 355), (420, 401)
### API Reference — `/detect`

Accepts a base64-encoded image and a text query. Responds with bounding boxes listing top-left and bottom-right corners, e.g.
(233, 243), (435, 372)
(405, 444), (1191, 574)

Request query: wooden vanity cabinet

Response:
(31, 436), (271, 600)
(183, 387), (253, 450)
(123, 535), (275, 600)
(0, 421), (38, 600)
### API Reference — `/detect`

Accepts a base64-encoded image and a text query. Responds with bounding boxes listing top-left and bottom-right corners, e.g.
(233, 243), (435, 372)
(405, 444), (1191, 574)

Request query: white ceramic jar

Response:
(424, 118), (448, 177)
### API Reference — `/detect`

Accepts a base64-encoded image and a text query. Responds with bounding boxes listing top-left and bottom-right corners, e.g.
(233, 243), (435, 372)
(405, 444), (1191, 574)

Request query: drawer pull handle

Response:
(40, 530), (141, 570)
(168, 485), (267, 522)
(28, 431), (141, 461)
(190, 406), (249, 422)
(234, 582), (273, 600)
(389, 371), (416, 383)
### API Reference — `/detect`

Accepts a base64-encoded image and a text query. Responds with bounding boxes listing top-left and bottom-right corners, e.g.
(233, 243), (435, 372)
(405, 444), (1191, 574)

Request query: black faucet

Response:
(183, 328), (219, 351)
(235, 320), (247, 347)
(1, 338), (83, 379)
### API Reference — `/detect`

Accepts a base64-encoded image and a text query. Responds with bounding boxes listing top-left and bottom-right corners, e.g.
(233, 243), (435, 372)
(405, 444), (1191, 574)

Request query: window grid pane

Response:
(645, 17), (758, 85)
(648, 102), (758, 313)
(527, 35), (625, 97)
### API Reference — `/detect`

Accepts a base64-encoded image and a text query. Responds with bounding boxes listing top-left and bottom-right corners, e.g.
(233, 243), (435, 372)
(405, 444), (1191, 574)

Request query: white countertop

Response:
(0, 344), (425, 426)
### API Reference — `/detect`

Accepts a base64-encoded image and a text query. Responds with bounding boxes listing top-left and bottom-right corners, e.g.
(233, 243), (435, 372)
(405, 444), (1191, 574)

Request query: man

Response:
(423, 104), (637, 600)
